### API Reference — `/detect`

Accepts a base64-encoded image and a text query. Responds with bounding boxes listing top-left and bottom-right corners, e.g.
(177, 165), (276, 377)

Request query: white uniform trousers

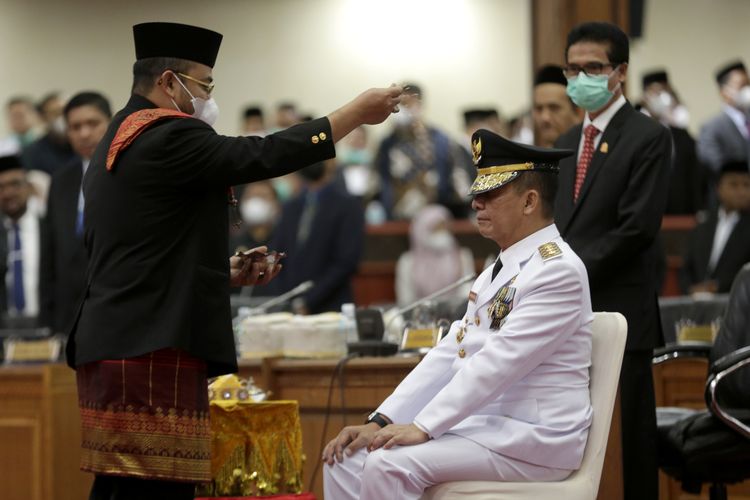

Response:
(323, 433), (571, 500)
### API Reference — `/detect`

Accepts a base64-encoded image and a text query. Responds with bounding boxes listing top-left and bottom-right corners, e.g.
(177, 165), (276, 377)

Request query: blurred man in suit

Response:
(265, 159), (364, 314)
(532, 64), (582, 148)
(0, 154), (43, 325)
(554, 22), (671, 500)
(640, 69), (705, 214)
(698, 61), (750, 175)
(679, 161), (750, 295)
(41, 92), (111, 333)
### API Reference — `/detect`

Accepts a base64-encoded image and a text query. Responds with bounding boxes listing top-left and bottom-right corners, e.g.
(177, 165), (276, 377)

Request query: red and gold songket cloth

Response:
(76, 349), (212, 482)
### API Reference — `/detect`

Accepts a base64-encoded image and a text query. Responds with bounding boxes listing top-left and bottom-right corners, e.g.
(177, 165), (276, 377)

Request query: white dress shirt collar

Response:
(583, 94), (627, 134)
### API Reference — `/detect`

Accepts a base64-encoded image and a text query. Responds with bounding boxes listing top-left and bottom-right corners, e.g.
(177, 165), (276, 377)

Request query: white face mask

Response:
(424, 230), (455, 252)
(733, 85), (750, 111)
(646, 91), (674, 119)
(51, 115), (67, 136)
(670, 105), (691, 129)
(392, 107), (415, 127)
(171, 73), (220, 126)
(240, 198), (276, 225)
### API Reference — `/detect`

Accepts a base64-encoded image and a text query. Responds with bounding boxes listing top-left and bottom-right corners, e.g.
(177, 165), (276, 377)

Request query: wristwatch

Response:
(365, 411), (390, 428)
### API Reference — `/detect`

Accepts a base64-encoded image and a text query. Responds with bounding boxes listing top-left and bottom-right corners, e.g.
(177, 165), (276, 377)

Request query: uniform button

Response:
(311, 135), (319, 144)
(456, 329), (464, 343)
(319, 132), (327, 141)
(474, 316), (480, 326)
(458, 348), (466, 358)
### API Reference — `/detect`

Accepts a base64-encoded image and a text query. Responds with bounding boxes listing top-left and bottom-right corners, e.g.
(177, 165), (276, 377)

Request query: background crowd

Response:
(0, 56), (749, 332)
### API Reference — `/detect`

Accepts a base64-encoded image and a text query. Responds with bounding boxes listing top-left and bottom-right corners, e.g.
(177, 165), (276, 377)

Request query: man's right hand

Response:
(328, 86), (403, 142)
(322, 422), (381, 465)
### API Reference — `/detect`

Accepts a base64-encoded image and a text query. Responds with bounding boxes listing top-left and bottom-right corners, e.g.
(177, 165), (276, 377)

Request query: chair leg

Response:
(709, 482), (727, 500)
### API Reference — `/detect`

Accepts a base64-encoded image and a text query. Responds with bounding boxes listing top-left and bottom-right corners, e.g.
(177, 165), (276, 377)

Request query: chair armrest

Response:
(653, 342), (713, 365)
(705, 345), (750, 439)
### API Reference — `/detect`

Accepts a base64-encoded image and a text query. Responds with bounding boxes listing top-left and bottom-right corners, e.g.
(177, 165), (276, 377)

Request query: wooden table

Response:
(0, 363), (92, 500)
(238, 356), (624, 500)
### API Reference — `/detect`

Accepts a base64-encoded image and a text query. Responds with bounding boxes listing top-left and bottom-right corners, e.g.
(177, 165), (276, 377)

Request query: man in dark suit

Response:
(266, 159), (364, 314)
(0, 154), (44, 326)
(40, 92), (111, 333)
(698, 61), (750, 175)
(639, 69), (706, 214)
(554, 22), (671, 500)
(680, 161), (750, 295)
(66, 22), (402, 499)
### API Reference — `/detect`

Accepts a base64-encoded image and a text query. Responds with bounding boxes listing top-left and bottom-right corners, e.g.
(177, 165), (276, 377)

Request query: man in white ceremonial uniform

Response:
(323, 129), (594, 500)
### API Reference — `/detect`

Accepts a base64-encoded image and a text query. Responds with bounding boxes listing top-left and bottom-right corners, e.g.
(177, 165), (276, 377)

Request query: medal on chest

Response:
(487, 274), (518, 330)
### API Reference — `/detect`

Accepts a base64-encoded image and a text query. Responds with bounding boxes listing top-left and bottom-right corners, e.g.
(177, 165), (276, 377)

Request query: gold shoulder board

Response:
(538, 242), (563, 261)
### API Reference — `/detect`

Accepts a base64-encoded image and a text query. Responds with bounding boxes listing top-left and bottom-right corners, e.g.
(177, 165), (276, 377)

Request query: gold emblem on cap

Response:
(471, 137), (482, 165)
(600, 142), (608, 153)
(538, 242), (563, 261)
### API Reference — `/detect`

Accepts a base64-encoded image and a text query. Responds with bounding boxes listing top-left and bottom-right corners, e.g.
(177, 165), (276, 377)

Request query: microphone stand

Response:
(384, 273), (476, 331)
(250, 280), (314, 315)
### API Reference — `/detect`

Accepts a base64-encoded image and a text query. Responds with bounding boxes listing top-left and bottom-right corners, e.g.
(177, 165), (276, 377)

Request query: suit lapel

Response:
(714, 213), (750, 274)
(564, 103), (633, 229)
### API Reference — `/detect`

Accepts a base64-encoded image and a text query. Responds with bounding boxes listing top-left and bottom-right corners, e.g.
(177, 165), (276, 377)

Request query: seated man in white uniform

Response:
(323, 129), (593, 499)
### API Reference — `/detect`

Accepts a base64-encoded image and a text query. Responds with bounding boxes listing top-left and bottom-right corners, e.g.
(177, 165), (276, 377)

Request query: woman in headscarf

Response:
(395, 205), (474, 307)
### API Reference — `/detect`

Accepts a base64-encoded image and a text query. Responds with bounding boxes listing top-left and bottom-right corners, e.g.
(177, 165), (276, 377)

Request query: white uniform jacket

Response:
(377, 224), (593, 470)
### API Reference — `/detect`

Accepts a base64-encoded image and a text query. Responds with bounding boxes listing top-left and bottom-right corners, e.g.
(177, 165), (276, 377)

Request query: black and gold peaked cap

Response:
(469, 129), (574, 195)
(133, 22), (223, 68)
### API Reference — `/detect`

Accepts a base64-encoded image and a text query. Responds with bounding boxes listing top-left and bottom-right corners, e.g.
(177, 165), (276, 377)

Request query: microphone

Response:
(250, 280), (314, 314)
(384, 273), (476, 331)
(348, 273), (477, 358)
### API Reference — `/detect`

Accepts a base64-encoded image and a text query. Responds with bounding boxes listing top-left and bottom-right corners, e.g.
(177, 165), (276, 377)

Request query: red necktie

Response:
(574, 124), (600, 202)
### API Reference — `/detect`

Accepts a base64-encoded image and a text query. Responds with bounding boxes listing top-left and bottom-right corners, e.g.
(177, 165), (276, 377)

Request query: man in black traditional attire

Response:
(66, 21), (402, 499)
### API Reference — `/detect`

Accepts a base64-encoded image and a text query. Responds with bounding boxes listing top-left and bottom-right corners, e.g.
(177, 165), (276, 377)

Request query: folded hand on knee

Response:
(368, 423), (429, 451)
(323, 423), (380, 465)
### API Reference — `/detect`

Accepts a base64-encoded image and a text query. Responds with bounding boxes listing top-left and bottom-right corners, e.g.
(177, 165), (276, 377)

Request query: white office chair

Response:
(422, 311), (627, 500)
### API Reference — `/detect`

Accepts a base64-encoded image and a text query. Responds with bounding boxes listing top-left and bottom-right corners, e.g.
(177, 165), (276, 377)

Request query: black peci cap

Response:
(133, 22), (223, 68)
(534, 65), (567, 87)
(0, 154), (22, 173)
(716, 60), (746, 84)
(469, 129), (573, 195)
(642, 69), (668, 89)
(463, 109), (490, 127)
(719, 161), (749, 177)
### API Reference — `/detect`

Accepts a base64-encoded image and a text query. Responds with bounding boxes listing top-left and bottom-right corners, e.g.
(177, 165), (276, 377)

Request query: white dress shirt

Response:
(4, 210), (41, 316)
(708, 208), (740, 273)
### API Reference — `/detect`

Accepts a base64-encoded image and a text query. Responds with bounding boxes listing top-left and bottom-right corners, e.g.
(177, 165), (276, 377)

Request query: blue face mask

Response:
(566, 69), (618, 112)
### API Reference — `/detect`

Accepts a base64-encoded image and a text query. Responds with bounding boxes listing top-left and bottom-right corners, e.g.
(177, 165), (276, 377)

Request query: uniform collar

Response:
(498, 223), (560, 270)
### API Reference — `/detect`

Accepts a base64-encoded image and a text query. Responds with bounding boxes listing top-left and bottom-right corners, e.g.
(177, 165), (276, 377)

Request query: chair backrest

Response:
(568, 312), (627, 493)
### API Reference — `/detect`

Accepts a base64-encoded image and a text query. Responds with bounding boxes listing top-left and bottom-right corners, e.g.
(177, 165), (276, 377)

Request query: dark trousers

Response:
(89, 475), (196, 500)
(620, 350), (658, 500)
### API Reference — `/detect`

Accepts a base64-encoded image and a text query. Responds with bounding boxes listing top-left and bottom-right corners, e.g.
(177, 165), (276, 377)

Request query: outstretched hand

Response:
(328, 85), (404, 142)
